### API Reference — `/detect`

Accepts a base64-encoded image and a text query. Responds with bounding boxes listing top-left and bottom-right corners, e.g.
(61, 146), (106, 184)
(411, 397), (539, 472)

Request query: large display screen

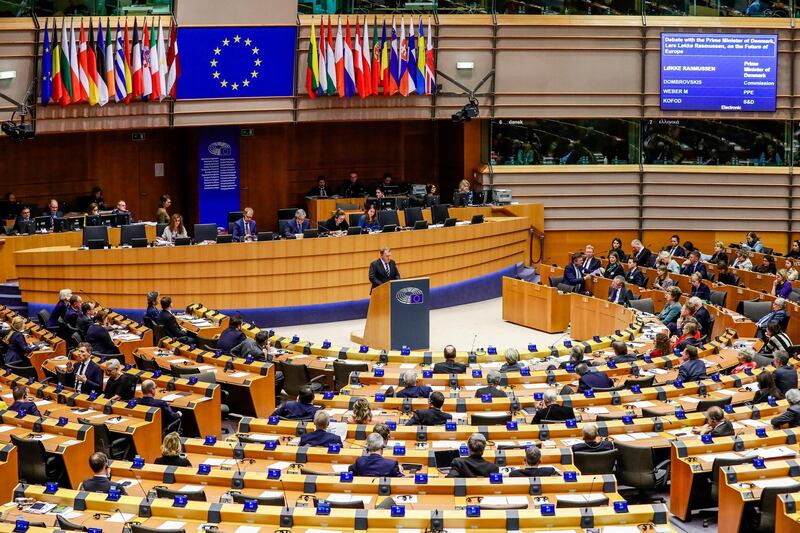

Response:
(660, 33), (778, 112)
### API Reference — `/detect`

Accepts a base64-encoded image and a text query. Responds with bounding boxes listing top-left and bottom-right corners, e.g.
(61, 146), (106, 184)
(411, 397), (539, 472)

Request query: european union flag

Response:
(176, 27), (296, 99)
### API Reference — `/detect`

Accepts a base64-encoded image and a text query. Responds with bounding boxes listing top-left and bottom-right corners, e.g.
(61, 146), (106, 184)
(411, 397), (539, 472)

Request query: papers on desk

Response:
(583, 407), (610, 414)
(650, 368), (669, 375)
(29, 434), (55, 440)
(432, 440), (461, 449)
(554, 494), (605, 505)
(106, 416), (129, 424)
(479, 362), (503, 369)
(399, 364), (416, 369)
(328, 422), (348, 441)
(202, 458), (237, 466)
(752, 477), (800, 489)
(165, 358), (188, 364)
(703, 360), (717, 368)
(678, 396), (701, 404)
(197, 366), (215, 372)
(34, 400), (52, 406)
(161, 394), (183, 402)
(629, 401), (656, 408)
(90, 414), (107, 419)
(229, 371), (248, 378)
(268, 461), (292, 470)
(158, 522), (187, 530)
(601, 527), (645, 533)
(62, 439), (81, 446)
(744, 446), (797, 460)
(234, 527), (261, 533)
(717, 389), (738, 397)
(106, 513), (135, 523)
(60, 511), (82, 520)
(521, 383), (550, 390)
(464, 385), (482, 391)
(0, 426), (14, 433)
(327, 408), (347, 416)
(479, 496), (529, 506)
(326, 494), (372, 505)
(740, 419), (768, 428)
(178, 485), (204, 493)
(112, 334), (141, 341)
(697, 452), (742, 463)
(741, 383), (759, 392)
(240, 433), (279, 443)
(330, 464), (350, 473)
(560, 438), (584, 447)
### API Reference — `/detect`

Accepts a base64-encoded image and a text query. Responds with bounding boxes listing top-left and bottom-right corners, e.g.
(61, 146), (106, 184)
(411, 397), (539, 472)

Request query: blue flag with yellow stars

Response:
(176, 27), (296, 99)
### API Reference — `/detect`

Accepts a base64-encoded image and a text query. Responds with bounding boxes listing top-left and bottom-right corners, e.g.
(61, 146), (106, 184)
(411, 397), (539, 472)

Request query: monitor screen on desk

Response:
(34, 216), (52, 232)
(83, 225), (109, 247)
(120, 224), (147, 246)
(85, 215), (101, 227)
(194, 223), (218, 243)
(379, 198), (397, 211)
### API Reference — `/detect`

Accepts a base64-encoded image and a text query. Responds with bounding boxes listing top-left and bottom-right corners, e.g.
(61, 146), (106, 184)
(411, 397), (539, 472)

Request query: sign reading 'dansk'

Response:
(660, 33), (778, 112)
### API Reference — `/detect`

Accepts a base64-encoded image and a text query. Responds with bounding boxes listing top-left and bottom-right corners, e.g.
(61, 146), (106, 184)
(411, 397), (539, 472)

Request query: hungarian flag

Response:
(123, 19), (132, 103)
(105, 19), (116, 102)
(86, 19), (99, 106)
(40, 20), (52, 106)
(156, 19), (168, 101)
(51, 19), (63, 105)
(305, 18), (319, 98)
(317, 20), (327, 96)
(425, 17), (435, 95)
(325, 17), (336, 96)
(371, 18), (380, 96)
(361, 17), (372, 98)
(388, 20), (399, 95)
(166, 20), (179, 98)
(95, 19), (109, 106)
(141, 19), (152, 101)
(353, 17), (364, 98)
(77, 20), (90, 103)
(114, 21), (128, 102)
(149, 18), (162, 101)
(59, 18), (73, 105)
(343, 18), (356, 98)
(131, 18), (143, 100)
(69, 19), (81, 102)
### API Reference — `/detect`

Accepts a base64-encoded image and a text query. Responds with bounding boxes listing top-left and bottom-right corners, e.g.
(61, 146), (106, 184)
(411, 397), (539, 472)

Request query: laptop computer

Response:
(443, 218), (457, 227)
(347, 227), (364, 236)
(174, 237), (191, 246)
(130, 237), (148, 248)
(434, 449), (461, 475)
(257, 232), (274, 241)
(471, 214), (484, 225)
(413, 220), (428, 230)
(216, 235), (233, 244)
(382, 224), (397, 233)
(303, 229), (319, 239)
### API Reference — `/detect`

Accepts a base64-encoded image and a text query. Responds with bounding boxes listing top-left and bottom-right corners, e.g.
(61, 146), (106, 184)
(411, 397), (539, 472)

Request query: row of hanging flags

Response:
(40, 17), (180, 107)
(306, 16), (436, 99)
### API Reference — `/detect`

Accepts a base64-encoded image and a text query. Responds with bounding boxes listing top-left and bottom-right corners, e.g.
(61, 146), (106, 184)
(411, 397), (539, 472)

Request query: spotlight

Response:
(1, 120), (34, 141)
(451, 98), (479, 123)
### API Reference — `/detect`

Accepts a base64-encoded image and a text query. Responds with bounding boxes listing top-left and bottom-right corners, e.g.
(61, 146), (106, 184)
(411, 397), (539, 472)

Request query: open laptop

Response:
(434, 449), (461, 475)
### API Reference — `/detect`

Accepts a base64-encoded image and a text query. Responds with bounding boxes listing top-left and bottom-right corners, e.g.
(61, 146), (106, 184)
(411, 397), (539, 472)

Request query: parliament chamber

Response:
(4, 1), (800, 532)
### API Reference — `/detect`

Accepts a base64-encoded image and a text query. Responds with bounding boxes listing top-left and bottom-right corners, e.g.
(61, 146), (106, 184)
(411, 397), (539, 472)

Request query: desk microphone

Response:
(585, 475), (599, 510)
(470, 334), (478, 357)
(77, 289), (101, 306)
(227, 440), (243, 477)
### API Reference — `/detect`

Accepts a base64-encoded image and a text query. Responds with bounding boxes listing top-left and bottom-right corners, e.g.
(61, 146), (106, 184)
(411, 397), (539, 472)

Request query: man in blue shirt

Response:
(562, 253), (587, 292)
(396, 370), (432, 399)
(681, 251), (707, 279)
(299, 410), (343, 447)
(232, 207), (256, 242)
(271, 386), (319, 421)
(676, 346), (707, 382)
(348, 433), (402, 477)
(216, 316), (246, 354)
(756, 298), (789, 340)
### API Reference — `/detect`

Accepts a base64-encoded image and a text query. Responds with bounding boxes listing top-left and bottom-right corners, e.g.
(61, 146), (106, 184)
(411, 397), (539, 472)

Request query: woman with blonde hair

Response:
(47, 288), (72, 328)
(349, 397), (373, 425)
(4, 316), (33, 365)
(154, 432), (191, 467)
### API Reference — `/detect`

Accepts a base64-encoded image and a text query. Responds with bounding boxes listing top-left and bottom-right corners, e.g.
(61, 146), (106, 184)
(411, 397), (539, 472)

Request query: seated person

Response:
(81, 452), (126, 495)
(772, 269), (794, 299)
(271, 385), (319, 421)
(652, 265), (674, 290)
(299, 410), (343, 447)
(509, 445), (559, 477)
(689, 297), (712, 338)
(75, 301), (96, 339)
(8, 385), (40, 417)
(500, 348), (524, 373)
(348, 433), (402, 477)
(283, 209), (311, 238)
(559, 346), (585, 370)
(65, 342), (104, 396)
(396, 370), (432, 398)
(358, 205), (381, 232)
(657, 287), (683, 330)
(575, 363), (614, 392)
(773, 351), (798, 395)
(12, 207), (32, 234)
(86, 308), (121, 355)
(347, 397), (372, 425)
(48, 288), (72, 328)
(144, 291), (160, 324)
(324, 208), (349, 232)
(649, 332), (673, 358)
(752, 372), (783, 404)
(216, 316), (246, 354)
(158, 296), (197, 344)
(3, 316), (34, 366)
(580, 245), (602, 275)
(162, 213), (188, 243)
(232, 208), (256, 242)
(771, 388), (800, 429)
(607, 340), (637, 365)
(672, 321), (702, 351)
(607, 276), (633, 306)
(715, 262), (739, 285)
(709, 241), (728, 264)
(624, 258), (646, 287)
(447, 433), (499, 478)
(306, 176), (330, 198)
(154, 432), (192, 467)
(112, 200), (133, 219)
(562, 252), (588, 292)
(474, 370), (507, 398)
(532, 390), (575, 423)
(664, 234), (686, 258)
(102, 360), (136, 401)
(691, 406), (734, 437)
(676, 346), (707, 382)
(372, 422), (391, 442)
(731, 349), (757, 374)
(433, 345), (467, 374)
(680, 251), (707, 279)
(601, 251), (624, 279)
(753, 255), (777, 275)
(405, 391), (452, 426)
(756, 298), (789, 340)
(731, 250), (753, 271)
(138, 379), (182, 432)
(572, 423), (615, 453)
(689, 273), (710, 301)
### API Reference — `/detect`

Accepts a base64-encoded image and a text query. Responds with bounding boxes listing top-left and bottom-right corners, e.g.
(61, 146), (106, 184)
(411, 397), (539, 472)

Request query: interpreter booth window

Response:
(490, 119), (640, 166)
(643, 119), (790, 166)
(297, 0), (491, 14)
(1, 0), (173, 17)
(494, 0), (639, 15)
(644, 0), (793, 17)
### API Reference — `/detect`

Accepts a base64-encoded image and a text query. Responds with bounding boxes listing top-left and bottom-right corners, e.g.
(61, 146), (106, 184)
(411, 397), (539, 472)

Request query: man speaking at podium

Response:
(369, 247), (401, 293)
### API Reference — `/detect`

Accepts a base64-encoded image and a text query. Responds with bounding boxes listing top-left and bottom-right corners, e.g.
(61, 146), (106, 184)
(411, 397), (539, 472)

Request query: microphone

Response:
(232, 310), (257, 330)
(77, 289), (100, 306)
(470, 334), (478, 358)
(584, 475), (598, 510)
(227, 440), (243, 477)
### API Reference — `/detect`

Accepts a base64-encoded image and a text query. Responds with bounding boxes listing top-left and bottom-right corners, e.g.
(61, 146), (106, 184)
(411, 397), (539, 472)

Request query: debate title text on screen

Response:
(663, 35), (775, 55)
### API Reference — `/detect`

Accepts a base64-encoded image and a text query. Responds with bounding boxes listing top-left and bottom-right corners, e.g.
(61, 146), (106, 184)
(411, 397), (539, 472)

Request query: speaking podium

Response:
(351, 278), (430, 351)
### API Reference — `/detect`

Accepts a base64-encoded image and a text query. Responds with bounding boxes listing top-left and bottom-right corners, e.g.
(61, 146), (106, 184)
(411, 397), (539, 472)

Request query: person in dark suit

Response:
(509, 445), (559, 477)
(368, 247), (401, 292)
(348, 433), (402, 477)
(232, 331), (270, 360)
(338, 172), (366, 198)
(86, 308), (120, 355)
(607, 276), (633, 307)
(3, 316), (34, 366)
(676, 346), (707, 382)
(42, 198), (63, 222)
(532, 390), (575, 423)
(48, 288), (73, 328)
(154, 432), (192, 467)
(75, 302), (96, 339)
(283, 209), (311, 238)
(773, 351), (798, 395)
(158, 296), (197, 344)
(715, 262), (739, 285)
(756, 298), (789, 340)
(65, 343), (104, 396)
(144, 291), (160, 324)
(580, 245), (602, 275)
(753, 371), (784, 404)
(433, 345), (467, 374)
(271, 386), (319, 421)
(689, 273), (710, 301)
(64, 294), (83, 327)
(323, 209), (349, 232)
(306, 176), (330, 198)
(138, 379), (182, 433)
(572, 423), (615, 453)
(500, 348), (524, 373)
(397, 370), (432, 398)
(771, 388), (800, 429)
(447, 433), (499, 478)
(625, 258), (646, 287)
(609, 237), (627, 263)
(81, 452), (126, 495)
(216, 316), (246, 354)
(474, 370), (508, 398)
(673, 322), (702, 351)
(102, 360), (136, 401)
(8, 386), (40, 417)
(692, 406), (734, 437)
(299, 410), (343, 447)
(664, 234), (686, 259)
(12, 207), (33, 234)
(575, 364), (614, 392)
(562, 253), (587, 292)
(607, 340), (637, 365)
(709, 241), (728, 264)
(680, 251), (707, 279)
(630, 239), (652, 266)
(232, 207), (256, 242)
(405, 391), (452, 426)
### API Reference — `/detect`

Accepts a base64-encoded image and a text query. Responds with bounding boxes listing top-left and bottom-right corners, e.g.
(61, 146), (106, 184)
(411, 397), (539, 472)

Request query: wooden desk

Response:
(306, 198), (366, 227)
(502, 277), (570, 333)
(0, 445), (17, 504)
(777, 493), (800, 533)
(0, 306), (65, 380)
(570, 294), (635, 342)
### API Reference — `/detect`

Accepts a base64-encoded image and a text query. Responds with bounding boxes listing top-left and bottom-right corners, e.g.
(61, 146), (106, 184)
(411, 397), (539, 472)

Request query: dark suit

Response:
(42, 209), (63, 220)
(771, 404), (800, 429)
(299, 429), (342, 447)
(155, 455), (192, 467)
(675, 335), (703, 351)
(709, 252), (729, 264)
(633, 247), (652, 265)
(447, 455), (499, 478)
(231, 338), (266, 359)
(432, 361), (467, 374)
(158, 309), (186, 341)
(774, 366), (798, 395)
(272, 401), (318, 421)
(8, 400), (40, 417)
(625, 268), (645, 287)
(284, 218), (311, 238)
(103, 375), (136, 400)
(48, 300), (68, 328)
(693, 306), (712, 336)
(677, 359), (707, 382)
(348, 454), (402, 477)
(12, 217), (33, 234)
(608, 353), (638, 365)
(138, 395), (181, 431)
(757, 309), (789, 339)
(368, 259), (401, 292)
(562, 263), (585, 291)
(67, 360), (104, 396)
(405, 407), (452, 426)
(4, 331), (33, 365)
(681, 262), (708, 279)
(306, 186), (330, 198)
(396, 385), (432, 399)
(706, 420), (734, 437)
(532, 404), (575, 424)
(690, 283), (711, 302)
(474, 386), (507, 398)
(323, 216), (349, 232)
(578, 371), (614, 392)
(509, 466), (559, 477)
(607, 286), (633, 307)
(64, 306), (80, 327)
(144, 305), (160, 324)
(572, 440), (615, 453)
(581, 257), (601, 275)
(666, 245), (686, 258)
(339, 182), (366, 198)
(86, 324), (119, 355)
(216, 327), (246, 354)
(82, 476), (126, 495)
(716, 272), (738, 285)
(232, 218), (256, 242)
(75, 314), (94, 338)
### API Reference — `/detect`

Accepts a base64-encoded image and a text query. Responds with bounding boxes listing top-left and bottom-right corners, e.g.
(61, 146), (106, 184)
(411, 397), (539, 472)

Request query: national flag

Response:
(69, 19), (81, 102)
(317, 20), (327, 96)
(40, 20), (52, 106)
(77, 20), (90, 103)
(105, 19), (116, 102)
(334, 18), (344, 97)
(149, 19), (162, 101)
(398, 18), (409, 96)
(371, 17), (380, 96)
(379, 21), (388, 95)
(166, 21), (179, 98)
(361, 17), (372, 97)
(95, 19), (109, 106)
(388, 19), (399, 95)
(131, 18), (143, 99)
(405, 18), (417, 95)
(114, 21), (128, 102)
(306, 18), (319, 98)
(415, 17), (426, 94)
(353, 17), (364, 98)
(86, 19), (99, 106)
(325, 16), (336, 96)
(51, 19), (63, 105)
(343, 18), (356, 98)
(425, 17), (435, 95)
(123, 19), (132, 103)
(156, 19), (167, 100)
(59, 18), (73, 105)
(141, 19), (152, 101)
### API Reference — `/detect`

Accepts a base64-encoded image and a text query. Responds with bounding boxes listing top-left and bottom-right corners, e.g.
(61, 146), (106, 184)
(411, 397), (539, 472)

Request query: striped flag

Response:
(156, 19), (167, 100)
(40, 20), (52, 105)
(425, 17), (435, 95)
(69, 19), (81, 102)
(166, 20), (179, 98)
(325, 17), (336, 96)
(124, 19), (132, 103)
(131, 18), (143, 100)
(59, 18), (73, 105)
(354, 17), (364, 98)
(86, 19), (99, 106)
(141, 19), (152, 101)
(388, 19), (399, 95)
(398, 18), (409, 96)
(334, 18), (344, 97)
(306, 18), (319, 98)
(371, 17), (380, 96)
(380, 21), (388, 95)
(105, 19), (115, 103)
(51, 19), (63, 105)
(95, 19), (109, 106)
(343, 18), (356, 98)
(114, 21), (128, 102)
(78, 20), (90, 103)
(149, 18), (162, 101)
(361, 17), (372, 98)
(415, 17), (426, 94)
(317, 20), (327, 96)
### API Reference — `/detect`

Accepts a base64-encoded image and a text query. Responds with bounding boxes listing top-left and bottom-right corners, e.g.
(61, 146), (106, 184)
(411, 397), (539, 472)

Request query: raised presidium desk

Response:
(13, 205), (542, 316)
